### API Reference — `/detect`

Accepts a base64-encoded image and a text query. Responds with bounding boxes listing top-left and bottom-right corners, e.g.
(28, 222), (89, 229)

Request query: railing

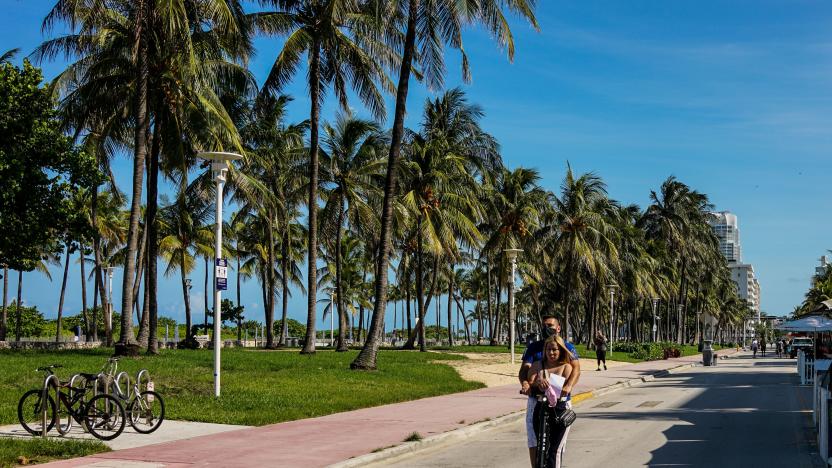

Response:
(799, 350), (816, 385)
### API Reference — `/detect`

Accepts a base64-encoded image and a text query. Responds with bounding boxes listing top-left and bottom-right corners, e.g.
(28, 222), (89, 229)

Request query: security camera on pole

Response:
(197, 151), (242, 398)
(503, 248), (523, 365)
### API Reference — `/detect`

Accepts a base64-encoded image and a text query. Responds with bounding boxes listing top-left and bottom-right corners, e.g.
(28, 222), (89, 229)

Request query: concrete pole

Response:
(213, 164), (225, 398)
(652, 298), (659, 343)
(509, 257), (517, 364)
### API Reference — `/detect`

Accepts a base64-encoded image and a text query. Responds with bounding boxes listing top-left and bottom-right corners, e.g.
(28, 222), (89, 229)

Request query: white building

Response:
(816, 256), (828, 281)
(731, 263), (761, 318)
(708, 211), (761, 317)
(708, 211), (741, 262)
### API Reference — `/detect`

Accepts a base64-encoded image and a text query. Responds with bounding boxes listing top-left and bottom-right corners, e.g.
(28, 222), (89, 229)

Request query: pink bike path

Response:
(43, 349), (739, 468)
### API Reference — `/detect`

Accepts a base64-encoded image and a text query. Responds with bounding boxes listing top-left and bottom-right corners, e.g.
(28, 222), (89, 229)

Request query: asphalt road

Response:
(377, 354), (822, 467)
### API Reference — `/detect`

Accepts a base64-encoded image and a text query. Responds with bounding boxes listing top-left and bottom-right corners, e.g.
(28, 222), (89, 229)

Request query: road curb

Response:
(330, 360), (703, 467)
(327, 411), (526, 468)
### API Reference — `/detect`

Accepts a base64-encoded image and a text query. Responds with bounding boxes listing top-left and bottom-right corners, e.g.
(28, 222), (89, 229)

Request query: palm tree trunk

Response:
(118, 0), (150, 350)
(14, 270), (22, 341)
(266, 214), (276, 348)
(92, 270), (99, 342)
(403, 220), (425, 350)
(236, 251), (242, 343)
(677, 257), (687, 344)
(181, 252), (192, 337)
(261, 272), (268, 344)
(563, 253), (576, 342)
(491, 269), (503, 345)
(335, 197), (348, 351)
(447, 264), (454, 347)
(134, 221), (148, 343)
(137, 262), (150, 348)
(405, 275), (412, 339)
(146, 122), (160, 354)
(351, 0), (419, 369)
(486, 257), (493, 341)
(455, 296), (471, 345)
(91, 185), (103, 342)
(1, 265), (8, 341)
(435, 283), (440, 344)
(302, 38), (322, 355)
(79, 244), (88, 340)
(280, 227), (290, 345)
(476, 290), (482, 342)
(56, 244), (71, 342)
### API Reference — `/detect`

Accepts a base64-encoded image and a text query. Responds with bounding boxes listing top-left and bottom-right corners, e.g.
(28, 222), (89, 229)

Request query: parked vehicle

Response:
(788, 337), (814, 358)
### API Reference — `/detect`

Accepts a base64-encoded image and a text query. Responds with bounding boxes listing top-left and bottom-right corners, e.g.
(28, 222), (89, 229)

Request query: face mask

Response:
(542, 325), (557, 339)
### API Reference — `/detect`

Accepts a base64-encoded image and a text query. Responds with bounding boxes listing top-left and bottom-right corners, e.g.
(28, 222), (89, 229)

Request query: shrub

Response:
(5, 303), (46, 337)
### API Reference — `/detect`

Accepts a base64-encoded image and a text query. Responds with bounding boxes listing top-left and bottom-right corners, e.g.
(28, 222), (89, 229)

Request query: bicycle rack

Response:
(136, 369), (151, 393)
(41, 374), (59, 438)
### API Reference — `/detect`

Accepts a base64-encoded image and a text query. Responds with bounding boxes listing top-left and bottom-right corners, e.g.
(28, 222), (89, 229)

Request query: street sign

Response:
(215, 258), (228, 285)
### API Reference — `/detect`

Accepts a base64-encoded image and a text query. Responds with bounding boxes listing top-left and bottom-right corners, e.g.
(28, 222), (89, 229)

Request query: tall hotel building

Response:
(708, 211), (761, 318)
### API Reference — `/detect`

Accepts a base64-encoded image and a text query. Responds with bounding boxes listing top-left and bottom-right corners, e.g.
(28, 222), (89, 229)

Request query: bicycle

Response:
(101, 358), (165, 433)
(17, 364), (126, 441)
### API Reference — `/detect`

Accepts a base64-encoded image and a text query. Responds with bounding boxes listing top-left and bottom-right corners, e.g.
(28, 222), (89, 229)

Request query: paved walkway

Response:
(42, 348), (742, 468)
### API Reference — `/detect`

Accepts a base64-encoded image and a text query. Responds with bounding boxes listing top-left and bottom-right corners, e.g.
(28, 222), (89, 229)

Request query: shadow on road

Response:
(581, 359), (823, 467)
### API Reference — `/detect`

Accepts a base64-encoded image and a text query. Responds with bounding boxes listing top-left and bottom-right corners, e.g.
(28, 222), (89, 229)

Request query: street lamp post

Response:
(651, 298), (659, 342)
(504, 248), (523, 365)
(608, 284), (618, 347)
(329, 290), (335, 347)
(104, 266), (116, 343)
(197, 151), (243, 398)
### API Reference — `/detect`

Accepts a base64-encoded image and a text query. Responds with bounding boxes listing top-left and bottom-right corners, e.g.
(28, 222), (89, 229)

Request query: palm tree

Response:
(641, 176), (713, 343)
(257, 0), (392, 354)
(353, 0), (538, 369)
(319, 113), (387, 351)
(397, 90), (497, 351)
(0, 48), (19, 63)
(39, 0), (252, 352)
(232, 94), (307, 347)
(480, 167), (548, 342)
(159, 189), (213, 339)
(550, 166), (618, 342)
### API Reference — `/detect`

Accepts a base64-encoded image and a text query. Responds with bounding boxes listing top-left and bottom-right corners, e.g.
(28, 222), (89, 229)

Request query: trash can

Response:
(702, 340), (714, 366)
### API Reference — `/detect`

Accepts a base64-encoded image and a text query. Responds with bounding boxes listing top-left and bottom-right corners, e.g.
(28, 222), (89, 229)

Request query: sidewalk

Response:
(42, 348), (742, 468)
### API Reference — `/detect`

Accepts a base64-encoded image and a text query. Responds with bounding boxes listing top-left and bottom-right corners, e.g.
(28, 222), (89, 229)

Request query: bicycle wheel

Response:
(84, 394), (125, 441)
(18, 389), (56, 436)
(128, 391), (165, 434)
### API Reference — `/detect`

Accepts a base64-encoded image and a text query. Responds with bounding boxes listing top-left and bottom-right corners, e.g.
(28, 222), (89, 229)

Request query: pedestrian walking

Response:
(751, 338), (758, 358)
(761, 338), (767, 357)
(594, 331), (608, 371)
(528, 336), (576, 468)
(776, 340), (783, 358)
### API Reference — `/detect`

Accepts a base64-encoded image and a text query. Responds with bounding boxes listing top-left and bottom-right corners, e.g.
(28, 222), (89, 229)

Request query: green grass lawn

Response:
(0, 438), (109, 468)
(0, 348), (482, 427)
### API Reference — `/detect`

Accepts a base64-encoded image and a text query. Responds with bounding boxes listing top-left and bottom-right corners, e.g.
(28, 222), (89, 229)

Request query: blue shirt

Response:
(522, 339), (579, 365)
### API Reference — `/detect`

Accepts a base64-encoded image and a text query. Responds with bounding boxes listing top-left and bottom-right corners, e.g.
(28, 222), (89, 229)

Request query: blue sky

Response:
(2, 0), (830, 328)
